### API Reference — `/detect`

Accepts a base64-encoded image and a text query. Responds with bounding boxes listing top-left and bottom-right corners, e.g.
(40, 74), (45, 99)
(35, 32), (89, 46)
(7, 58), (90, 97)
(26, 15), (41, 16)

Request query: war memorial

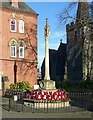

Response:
(23, 19), (69, 108)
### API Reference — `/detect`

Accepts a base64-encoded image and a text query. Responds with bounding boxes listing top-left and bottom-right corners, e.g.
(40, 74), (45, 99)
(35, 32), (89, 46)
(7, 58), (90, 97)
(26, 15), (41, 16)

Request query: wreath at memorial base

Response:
(25, 89), (68, 101)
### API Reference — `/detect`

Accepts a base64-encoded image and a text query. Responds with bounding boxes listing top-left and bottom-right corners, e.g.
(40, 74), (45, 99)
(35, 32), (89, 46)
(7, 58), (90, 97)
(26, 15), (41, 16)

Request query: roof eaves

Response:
(1, 2), (38, 15)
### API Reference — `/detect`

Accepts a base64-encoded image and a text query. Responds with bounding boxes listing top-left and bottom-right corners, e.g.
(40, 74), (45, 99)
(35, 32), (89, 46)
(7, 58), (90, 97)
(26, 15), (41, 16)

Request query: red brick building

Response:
(0, 0), (38, 94)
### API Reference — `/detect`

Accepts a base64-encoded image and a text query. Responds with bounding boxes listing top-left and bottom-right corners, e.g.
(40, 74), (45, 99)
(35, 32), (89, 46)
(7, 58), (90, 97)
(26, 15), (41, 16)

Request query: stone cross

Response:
(44, 18), (50, 80)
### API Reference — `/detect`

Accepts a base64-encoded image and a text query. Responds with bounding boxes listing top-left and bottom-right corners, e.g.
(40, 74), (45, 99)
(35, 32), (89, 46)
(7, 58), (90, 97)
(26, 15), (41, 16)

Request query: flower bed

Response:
(25, 89), (67, 101)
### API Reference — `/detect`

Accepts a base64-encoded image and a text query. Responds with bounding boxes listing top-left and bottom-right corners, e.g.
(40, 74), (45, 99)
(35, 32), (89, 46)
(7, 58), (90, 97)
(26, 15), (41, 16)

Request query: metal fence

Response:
(2, 91), (93, 113)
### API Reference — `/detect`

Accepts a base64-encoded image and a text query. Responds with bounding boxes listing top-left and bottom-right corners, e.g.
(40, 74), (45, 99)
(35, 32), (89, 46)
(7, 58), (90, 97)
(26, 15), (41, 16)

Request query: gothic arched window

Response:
(18, 40), (26, 58)
(9, 39), (17, 58)
(10, 19), (16, 32)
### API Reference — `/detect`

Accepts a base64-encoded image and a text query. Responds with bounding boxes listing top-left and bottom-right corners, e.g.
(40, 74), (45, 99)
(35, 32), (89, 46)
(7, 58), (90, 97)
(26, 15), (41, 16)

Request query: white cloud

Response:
(50, 31), (66, 39)
(53, 32), (62, 38)
(49, 43), (59, 49)
(50, 31), (62, 39)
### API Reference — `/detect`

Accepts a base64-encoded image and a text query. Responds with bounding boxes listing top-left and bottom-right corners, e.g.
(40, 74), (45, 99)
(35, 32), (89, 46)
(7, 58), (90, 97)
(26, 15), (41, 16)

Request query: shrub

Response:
(10, 81), (33, 91)
(79, 80), (93, 90)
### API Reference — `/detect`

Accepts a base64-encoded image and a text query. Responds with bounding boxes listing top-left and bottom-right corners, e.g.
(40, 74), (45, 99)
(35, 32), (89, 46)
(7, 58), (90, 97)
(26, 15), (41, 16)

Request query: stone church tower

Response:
(66, 1), (93, 82)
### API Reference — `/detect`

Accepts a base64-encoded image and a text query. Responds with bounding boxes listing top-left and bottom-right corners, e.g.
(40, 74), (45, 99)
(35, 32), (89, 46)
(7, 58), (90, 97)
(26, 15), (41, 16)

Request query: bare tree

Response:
(16, 22), (38, 82)
(57, 2), (77, 27)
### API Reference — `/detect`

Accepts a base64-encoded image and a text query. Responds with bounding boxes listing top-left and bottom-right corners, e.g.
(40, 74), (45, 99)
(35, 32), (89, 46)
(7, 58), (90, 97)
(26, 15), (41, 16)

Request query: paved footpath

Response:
(0, 97), (93, 119)
(2, 109), (92, 119)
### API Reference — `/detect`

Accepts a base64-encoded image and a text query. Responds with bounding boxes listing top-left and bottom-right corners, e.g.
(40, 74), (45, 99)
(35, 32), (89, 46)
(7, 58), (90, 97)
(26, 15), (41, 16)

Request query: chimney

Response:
(19, 0), (23, 1)
(11, 0), (23, 8)
(11, 0), (18, 8)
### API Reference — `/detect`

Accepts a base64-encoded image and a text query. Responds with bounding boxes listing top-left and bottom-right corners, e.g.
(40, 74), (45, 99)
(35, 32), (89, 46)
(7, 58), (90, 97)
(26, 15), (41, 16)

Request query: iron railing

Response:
(2, 91), (93, 113)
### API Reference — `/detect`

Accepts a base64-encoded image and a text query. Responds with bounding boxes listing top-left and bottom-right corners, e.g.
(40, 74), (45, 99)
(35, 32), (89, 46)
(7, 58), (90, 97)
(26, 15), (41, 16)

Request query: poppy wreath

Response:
(30, 90), (67, 101)
(37, 91), (42, 100)
(42, 91), (47, 100)
(47, 91), (53, 100)
(62, 93), (67, 100)
(53, 91), (58, 100)
(26, 93), (30, 99)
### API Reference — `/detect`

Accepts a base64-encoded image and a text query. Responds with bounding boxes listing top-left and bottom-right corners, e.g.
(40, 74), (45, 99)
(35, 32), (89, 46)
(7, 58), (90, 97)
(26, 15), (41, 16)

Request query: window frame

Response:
(10, 45), (16, 58)
(19, 46), (24, 58)
(10, 19), (17, 32)
(19, 19), (24, 33)
(9, 39), (17, 58)
(18, 40), (26, 59)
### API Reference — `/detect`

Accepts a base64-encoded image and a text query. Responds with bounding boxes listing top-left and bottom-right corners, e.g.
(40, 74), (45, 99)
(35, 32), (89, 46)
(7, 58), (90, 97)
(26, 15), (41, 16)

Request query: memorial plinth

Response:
(40, 80), (56, 90)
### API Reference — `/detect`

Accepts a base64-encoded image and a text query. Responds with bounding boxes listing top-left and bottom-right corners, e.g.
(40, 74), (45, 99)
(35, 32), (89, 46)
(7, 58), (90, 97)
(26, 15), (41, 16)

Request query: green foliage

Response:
(56, 80), (74, 90)
(79, 80), (93, 90)
(56, 79), (93, 91)
(2, 76), (9, 82)
(10, 81), (33, 91)
(56, 81), (63, 89)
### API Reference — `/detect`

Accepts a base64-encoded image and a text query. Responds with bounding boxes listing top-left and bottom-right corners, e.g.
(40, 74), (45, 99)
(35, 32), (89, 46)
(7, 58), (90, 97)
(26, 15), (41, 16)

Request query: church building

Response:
(41, 41), (66, 84)
(66, 1), (93, 82)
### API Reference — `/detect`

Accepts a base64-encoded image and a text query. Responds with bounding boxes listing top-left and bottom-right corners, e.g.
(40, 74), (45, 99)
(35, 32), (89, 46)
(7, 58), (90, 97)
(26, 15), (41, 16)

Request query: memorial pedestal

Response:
(39, 80), (56, 90)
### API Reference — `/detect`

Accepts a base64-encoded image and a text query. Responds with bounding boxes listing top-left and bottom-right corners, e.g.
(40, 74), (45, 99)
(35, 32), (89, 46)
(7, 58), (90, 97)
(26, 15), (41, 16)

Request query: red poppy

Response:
(26, 93), (30, 99)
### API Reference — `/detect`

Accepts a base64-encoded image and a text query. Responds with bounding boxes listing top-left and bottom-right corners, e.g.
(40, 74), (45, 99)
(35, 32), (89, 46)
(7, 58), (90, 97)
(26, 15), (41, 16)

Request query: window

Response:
(19, 20), (24, 33)
(9, 39), (17, 58)
(11, 46), (16, 57)
(19, 47), (24, 58)
(10, 19), (16, 32)
(18, 40), (26, 58)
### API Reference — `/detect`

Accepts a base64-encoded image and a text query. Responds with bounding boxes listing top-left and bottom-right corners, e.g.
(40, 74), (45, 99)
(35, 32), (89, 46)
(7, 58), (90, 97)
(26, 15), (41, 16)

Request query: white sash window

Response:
(19, 20), (24, 33)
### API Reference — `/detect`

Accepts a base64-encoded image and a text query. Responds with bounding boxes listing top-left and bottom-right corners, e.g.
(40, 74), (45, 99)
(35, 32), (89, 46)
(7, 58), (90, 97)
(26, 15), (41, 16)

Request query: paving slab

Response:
(1, 96), (93, 119)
